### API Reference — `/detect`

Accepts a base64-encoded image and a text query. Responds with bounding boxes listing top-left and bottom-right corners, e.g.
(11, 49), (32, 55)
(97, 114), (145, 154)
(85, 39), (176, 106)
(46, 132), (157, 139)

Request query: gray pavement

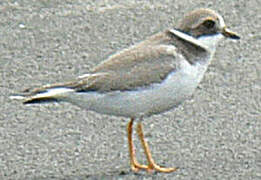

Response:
(0, 0), (260, 179)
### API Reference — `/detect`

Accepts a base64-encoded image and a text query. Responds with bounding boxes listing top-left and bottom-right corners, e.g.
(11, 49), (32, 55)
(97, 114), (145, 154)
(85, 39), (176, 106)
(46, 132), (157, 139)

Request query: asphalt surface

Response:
(1, 0), (260, 180)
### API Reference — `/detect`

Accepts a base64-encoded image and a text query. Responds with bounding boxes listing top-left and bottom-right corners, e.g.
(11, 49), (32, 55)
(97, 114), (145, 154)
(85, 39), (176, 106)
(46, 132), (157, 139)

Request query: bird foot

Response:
(131, 161), (177, 173)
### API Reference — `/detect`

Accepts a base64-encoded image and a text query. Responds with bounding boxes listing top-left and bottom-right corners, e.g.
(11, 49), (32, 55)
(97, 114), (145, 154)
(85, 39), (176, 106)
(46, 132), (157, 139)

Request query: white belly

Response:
(64, 60), (208, 118)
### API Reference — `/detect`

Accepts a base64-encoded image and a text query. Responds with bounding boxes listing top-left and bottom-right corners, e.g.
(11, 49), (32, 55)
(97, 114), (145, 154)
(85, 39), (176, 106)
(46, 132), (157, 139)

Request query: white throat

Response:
(197, 33), (224, 52)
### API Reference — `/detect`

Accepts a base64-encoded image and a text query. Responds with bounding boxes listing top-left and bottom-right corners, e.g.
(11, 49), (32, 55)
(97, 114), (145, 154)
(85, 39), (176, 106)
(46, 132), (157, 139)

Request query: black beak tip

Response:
(230, 34), (240, 40)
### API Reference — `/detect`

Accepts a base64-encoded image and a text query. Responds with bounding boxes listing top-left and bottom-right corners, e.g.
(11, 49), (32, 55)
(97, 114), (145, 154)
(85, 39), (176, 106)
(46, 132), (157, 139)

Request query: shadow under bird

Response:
(10, 8), (240, 173)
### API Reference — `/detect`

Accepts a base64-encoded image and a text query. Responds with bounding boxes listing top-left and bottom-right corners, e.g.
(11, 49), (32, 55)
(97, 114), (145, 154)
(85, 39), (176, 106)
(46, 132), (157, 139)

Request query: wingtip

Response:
(9, 94), (26, 100)
(10, 87), (75, 104)
(9, 93), (58, 104)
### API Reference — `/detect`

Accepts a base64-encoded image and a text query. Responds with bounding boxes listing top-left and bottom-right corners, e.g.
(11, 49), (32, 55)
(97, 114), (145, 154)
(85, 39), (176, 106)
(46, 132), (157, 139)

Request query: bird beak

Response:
(222, 27), (240, 39)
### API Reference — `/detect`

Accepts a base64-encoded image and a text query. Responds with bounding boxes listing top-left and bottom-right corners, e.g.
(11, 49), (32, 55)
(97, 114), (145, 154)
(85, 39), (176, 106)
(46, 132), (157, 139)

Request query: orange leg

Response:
(127, 118), (177, 173)
(136, 122), (178, 173)
(127, 118), (148, 172)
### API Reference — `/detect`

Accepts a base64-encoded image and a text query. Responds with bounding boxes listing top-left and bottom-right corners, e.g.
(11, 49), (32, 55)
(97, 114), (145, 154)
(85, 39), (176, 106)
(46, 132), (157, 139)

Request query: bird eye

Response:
(203, 19), (215, 29)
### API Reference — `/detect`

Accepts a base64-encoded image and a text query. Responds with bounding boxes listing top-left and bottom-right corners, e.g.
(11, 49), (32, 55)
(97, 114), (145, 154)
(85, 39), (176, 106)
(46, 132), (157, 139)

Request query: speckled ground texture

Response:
(0, 0), (260, 180)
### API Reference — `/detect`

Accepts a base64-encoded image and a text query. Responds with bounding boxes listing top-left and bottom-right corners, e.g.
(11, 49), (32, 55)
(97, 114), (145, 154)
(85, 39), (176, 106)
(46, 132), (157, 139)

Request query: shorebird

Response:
(10, 8), (239, 173)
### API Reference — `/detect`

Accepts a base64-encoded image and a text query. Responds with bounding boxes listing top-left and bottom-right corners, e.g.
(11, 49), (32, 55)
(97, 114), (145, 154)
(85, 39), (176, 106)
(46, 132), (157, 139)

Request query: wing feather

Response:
(17, 30), (191, 96)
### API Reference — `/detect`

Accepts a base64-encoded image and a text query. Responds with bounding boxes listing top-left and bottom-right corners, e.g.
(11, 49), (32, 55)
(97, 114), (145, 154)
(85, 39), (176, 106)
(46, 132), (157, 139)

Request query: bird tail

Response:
(10, 87), (74, 104)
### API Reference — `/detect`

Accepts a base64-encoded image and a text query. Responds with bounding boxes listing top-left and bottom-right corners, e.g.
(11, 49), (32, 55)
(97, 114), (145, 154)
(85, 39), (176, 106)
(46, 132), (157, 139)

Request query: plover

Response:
(10, 8), (240, 173)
